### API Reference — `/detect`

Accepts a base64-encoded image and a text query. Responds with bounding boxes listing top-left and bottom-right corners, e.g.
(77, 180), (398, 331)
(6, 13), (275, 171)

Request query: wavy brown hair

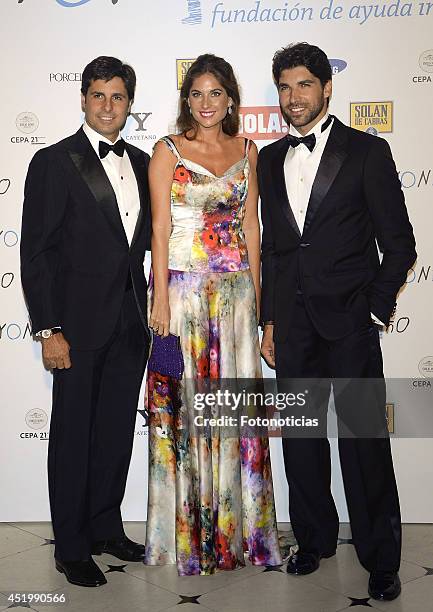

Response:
(177, 54), (240, 139)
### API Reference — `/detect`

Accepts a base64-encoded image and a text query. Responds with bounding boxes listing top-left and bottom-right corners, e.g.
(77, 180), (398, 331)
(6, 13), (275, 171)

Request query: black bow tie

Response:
(99, 139), (125, 159)
(286, 115), (333, 153)
(286, 133), (316, 152)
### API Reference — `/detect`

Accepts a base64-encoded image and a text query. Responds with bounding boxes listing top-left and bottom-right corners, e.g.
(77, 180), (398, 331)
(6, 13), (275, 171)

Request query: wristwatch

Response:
(37, 328), (61, 339)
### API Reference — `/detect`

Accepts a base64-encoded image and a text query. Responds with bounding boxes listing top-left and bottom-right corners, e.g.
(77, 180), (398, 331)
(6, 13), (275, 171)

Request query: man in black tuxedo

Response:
(258, 43), (416, 601)
(21, 56), (151, 587)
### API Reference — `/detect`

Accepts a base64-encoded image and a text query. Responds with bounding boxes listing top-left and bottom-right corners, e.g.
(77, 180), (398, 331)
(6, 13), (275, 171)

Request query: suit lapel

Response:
(126, 144), (147, 249)
(303, 117), (348, 235)
(68, 128), (129, 247)
(270, 137), (301, 238)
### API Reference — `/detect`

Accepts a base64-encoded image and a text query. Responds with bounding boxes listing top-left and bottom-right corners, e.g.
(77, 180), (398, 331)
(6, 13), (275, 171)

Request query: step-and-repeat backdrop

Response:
(1, 0), (432, 522)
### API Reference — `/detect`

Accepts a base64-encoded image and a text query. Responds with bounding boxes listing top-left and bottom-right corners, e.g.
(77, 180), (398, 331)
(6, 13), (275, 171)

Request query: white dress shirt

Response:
(83, 122), (140, 245)
(283, 113), (383, 325)
(284, 113), (333, 234)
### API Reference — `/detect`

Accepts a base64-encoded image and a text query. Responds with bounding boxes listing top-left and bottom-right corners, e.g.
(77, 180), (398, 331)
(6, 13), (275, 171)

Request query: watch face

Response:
(41, 329), (52, 339)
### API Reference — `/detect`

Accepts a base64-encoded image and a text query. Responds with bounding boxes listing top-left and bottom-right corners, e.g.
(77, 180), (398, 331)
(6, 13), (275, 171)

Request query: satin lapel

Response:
(270, 137), (301, 238)
(127, 145), (146, 250)
(303, 118), (348, 235)
(68, 129), (128, 247)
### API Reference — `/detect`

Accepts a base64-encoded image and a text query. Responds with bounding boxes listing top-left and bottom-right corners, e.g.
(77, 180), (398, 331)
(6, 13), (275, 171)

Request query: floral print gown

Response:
(144, 136), (281, 575)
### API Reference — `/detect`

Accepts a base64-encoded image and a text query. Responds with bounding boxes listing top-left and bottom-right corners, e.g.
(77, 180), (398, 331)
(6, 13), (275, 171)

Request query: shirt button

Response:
(300, 177), (304, 182)
(121, 176), (124, 180)
(126, 212), (129, 216)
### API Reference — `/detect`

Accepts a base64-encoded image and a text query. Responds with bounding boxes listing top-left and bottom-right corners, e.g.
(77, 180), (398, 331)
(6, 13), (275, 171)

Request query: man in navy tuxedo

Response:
(21, 56), (151, 587)
(258, 43), (416, 601)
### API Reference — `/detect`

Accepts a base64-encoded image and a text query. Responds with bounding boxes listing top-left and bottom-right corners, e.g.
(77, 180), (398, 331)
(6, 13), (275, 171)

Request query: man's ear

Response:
(324, 80), (332, 103)
(81, 93), (86, 113)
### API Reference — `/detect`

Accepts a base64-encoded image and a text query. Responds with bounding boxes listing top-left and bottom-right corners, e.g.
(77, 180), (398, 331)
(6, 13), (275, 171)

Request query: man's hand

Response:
(41, 333), (71, 370)
(261, 324), (275, 368)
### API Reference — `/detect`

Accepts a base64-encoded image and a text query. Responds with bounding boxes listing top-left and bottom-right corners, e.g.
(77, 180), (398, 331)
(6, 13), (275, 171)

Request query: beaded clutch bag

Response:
(148, 333), (185, 380)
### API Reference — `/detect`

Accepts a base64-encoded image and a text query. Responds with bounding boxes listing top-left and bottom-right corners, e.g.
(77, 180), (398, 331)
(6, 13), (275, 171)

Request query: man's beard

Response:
(281, 98), (326, 129)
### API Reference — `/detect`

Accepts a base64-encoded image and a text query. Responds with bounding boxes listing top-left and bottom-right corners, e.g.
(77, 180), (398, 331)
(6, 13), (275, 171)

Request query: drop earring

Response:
(227, 105), (233, 115)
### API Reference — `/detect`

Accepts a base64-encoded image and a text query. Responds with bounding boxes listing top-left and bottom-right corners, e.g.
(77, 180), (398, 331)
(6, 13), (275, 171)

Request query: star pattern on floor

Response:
(40, 538), (55, 546)
(105, 564), (128, 573)
(338, 537), (354, 545)
(263, 564), (284, 572)
(348, 596), (372, 607)
(177, 594), (201, 604)
(423, 566), (433, 575)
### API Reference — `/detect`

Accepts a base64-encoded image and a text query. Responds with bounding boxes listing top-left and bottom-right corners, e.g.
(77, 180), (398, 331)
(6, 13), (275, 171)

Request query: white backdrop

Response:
(1, 0), (432, 523)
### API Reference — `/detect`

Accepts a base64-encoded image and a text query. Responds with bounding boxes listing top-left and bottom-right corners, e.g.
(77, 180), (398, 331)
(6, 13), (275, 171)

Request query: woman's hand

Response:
(149, 297), (171, 337)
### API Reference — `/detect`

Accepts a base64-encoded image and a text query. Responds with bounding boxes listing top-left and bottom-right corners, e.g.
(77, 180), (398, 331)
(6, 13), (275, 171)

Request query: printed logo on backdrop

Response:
(412, 378), (432, 388)
(0, 229), (19, 248)
(12, 113), (46, 146)
(136, 407), (149, 435)
(20, 409), (49, 440)
(25, 409), (48, 430)
(0, 322), (32, 341)
(204, 1), (431, 29)
(177, 59), (196, 89)
(411, 50), (433, 83)
(419, 49), (433, 72)
(239, 107), (288, 140)
(182, 0), (202, 24)
(350, 101), (393, 134)
(16, 112), (38, 134)
(386, 316), (410, 334)
(419, 357), (433, 378)
(124, 112), (156, 143)
(1, 273), (15, 289)
(50, 72), (82, 83)
(406, 265), (433, 285)
(399, 169), (432, 189)
(0, 179), (11, 195)
(329, 59), (347, 75)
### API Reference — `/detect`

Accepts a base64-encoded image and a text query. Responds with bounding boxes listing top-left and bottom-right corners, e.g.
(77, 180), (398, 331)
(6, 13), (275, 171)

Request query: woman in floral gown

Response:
(144, 54), (281, 575)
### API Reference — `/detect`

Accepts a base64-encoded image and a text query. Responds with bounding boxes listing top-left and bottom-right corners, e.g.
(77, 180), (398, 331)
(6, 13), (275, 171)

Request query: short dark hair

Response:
(272, 43), (332, 87)
(177, 54), (240, 139)
(81, 56), (136, 101)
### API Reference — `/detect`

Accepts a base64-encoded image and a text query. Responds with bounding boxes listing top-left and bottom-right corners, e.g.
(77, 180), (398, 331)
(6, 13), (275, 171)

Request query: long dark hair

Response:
(177, 54), (240, 139)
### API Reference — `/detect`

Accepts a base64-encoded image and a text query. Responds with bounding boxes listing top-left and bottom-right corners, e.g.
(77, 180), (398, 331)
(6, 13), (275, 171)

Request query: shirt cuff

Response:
(370, 313), (384, 326)
(260, 321), (274, 329)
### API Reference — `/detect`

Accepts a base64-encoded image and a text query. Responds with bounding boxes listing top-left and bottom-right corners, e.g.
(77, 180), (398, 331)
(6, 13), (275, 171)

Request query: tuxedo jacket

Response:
(258, 117), (417, 342)
(21, 127), (151, 350)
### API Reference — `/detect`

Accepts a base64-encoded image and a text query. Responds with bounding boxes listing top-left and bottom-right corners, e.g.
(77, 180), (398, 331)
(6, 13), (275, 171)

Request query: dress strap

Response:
(158, 136), (181, 160)
(244, 138), (251, 156)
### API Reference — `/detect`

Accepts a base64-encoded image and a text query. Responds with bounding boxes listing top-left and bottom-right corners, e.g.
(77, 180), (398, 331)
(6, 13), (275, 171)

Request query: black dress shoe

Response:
(92, 536), (145, 562)
(368, 571), (401, 601)
(286, 549), (336, 576)
(55, 558), (107, 587)
(287, 551), (320, 575)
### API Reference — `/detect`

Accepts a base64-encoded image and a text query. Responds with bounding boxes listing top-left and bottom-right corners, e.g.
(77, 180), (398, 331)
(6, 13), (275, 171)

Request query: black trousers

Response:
(48, 288), (149, 561)
(275, 294), (401, 573)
